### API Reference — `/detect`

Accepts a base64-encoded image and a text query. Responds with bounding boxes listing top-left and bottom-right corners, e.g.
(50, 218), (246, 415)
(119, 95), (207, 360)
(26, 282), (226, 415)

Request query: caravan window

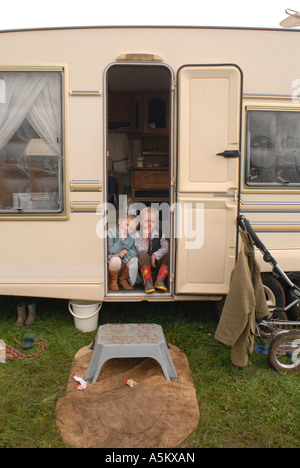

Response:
(246, 110), (300, 187)
(0, 71), (64, 213)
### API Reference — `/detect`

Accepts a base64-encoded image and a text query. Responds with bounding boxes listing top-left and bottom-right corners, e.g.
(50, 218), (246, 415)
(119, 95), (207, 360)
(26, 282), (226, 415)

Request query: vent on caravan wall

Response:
(116, 53), (163, 62)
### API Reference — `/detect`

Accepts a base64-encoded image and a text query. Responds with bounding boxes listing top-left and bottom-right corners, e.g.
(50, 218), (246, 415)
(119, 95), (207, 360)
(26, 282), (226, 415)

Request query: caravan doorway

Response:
(105, 64), (173, 298)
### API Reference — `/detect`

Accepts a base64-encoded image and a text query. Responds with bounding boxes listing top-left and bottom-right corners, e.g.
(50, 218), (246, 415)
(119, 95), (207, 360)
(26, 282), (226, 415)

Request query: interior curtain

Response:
(0, 72), (61, 155)
(27, 73), (61, 156)
(107, 133), (129, 173)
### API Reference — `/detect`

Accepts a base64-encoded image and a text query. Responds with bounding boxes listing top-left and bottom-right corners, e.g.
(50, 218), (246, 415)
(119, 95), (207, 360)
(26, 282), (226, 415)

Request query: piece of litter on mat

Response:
(126, 379), (138, 388)
(73, 373), (87, 390)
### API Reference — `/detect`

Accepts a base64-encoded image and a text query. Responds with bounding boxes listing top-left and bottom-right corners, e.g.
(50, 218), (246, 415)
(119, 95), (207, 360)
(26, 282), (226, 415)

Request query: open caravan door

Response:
(175, 65), (242, 295)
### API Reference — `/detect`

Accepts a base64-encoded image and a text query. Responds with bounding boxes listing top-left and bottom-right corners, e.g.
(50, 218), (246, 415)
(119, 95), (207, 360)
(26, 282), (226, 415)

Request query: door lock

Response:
(217, 150), (240, 158)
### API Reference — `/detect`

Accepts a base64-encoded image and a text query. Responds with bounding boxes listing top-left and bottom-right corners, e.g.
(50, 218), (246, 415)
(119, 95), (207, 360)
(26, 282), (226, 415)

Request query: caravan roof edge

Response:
(0, 25), (300, 34)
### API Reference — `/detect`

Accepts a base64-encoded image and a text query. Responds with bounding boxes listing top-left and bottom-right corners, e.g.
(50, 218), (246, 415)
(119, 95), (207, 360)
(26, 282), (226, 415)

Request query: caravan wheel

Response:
(261, 273), (286, 309)
(286, 280), (300, 321)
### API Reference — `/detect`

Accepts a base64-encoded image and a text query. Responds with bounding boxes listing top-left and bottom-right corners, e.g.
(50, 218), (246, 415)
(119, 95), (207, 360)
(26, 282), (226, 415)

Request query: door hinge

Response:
(171, 176), (177, 191)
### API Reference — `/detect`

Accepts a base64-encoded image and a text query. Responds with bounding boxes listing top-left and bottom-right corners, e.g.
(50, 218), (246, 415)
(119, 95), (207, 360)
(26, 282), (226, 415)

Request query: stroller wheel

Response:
(268, 330), (300, 372)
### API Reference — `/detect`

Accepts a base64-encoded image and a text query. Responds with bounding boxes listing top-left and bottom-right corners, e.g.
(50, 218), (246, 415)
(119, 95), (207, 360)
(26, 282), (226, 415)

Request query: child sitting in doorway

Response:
(108, 214), (138, 291)
(135, 207), (169, 293)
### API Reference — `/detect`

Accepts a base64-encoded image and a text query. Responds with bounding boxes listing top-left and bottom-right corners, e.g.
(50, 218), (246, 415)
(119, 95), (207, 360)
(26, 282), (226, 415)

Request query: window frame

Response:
(0, 65), (68, 220)
(242, 99), (300, 195)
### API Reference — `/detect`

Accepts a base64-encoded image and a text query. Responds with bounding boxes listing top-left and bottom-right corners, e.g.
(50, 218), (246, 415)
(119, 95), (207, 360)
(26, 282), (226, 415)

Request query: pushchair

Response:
(237, 215), (300, 372)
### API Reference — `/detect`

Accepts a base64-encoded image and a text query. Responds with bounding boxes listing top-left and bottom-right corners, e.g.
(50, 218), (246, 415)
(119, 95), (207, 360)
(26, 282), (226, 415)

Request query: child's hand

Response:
(142, 228), (150, 241)
(119, 249), (128, 258)
(119, 228), (127, 241)
(151, 254), (156, 268)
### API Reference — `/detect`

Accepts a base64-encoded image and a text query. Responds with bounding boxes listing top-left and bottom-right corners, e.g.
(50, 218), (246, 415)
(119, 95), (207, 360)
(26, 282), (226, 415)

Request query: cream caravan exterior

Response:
(0, 26), (300, 306)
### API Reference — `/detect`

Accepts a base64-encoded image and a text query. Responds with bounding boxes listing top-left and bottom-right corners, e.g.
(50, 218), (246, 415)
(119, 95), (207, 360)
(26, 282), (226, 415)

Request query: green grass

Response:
(0, 296), (299, 448)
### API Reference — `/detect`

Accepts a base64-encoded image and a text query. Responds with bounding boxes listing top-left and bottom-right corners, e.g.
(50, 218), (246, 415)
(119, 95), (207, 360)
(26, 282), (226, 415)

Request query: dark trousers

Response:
(138, 253), (168, 283)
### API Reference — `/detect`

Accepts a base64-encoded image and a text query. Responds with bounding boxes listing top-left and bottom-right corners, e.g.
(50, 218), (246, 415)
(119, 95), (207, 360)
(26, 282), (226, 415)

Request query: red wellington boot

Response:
(140, 266), (155, 294)
(154, 264), (168, 292)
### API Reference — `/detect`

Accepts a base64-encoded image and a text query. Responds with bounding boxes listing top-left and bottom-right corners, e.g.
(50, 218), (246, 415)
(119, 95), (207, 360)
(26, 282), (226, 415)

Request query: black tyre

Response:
(268, 330), (300, 372)
(261, 273), (286, 308)
(285, 281), (300, 321)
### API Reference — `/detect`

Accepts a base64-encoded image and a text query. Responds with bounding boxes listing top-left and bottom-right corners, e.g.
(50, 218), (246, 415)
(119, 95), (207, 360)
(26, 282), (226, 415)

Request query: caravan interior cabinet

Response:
(108, 93), (131, 131)
(133, 93), (169, 134)
(131, 166), (169, 201)
(144, 93), (169, 134)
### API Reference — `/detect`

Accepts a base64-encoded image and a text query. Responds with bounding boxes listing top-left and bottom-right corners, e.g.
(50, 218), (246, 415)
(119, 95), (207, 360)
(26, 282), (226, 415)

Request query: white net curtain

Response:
(0, 71), (63, 212)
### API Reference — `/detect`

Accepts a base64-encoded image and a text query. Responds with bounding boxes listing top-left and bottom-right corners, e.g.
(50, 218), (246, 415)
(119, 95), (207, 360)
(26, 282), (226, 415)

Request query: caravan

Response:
(0, 25), (300, 309)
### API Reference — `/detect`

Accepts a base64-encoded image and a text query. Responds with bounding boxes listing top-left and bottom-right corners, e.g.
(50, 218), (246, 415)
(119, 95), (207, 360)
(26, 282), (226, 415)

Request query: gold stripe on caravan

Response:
(240, 199), (300, 212)
(239, 199), (300, 231)
(70, 180), (102, 192)
(240, 220), (300, 232)
(241, 204), (300, 212)
(69, 90), (102, 96)
(251, 224), (300, 232)
(70, 201), (102, 213)
(0, 66), (64, 71)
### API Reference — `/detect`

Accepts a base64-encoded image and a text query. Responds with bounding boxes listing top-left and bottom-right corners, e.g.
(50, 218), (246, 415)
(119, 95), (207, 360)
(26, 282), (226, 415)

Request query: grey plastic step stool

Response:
(85, 323), (178, 384)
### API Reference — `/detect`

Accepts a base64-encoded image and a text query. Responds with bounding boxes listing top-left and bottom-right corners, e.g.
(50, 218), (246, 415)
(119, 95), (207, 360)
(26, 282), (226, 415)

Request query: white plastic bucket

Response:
(68, 300), (102, 332)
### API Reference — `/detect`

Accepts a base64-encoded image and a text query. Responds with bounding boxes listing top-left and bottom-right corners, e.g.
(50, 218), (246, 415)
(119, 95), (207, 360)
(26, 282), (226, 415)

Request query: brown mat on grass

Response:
(56, 344), (199, 448)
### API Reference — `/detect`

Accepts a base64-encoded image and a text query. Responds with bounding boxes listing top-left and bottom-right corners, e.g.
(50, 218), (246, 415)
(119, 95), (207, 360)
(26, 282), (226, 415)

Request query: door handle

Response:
(217, 150), (240, 158)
